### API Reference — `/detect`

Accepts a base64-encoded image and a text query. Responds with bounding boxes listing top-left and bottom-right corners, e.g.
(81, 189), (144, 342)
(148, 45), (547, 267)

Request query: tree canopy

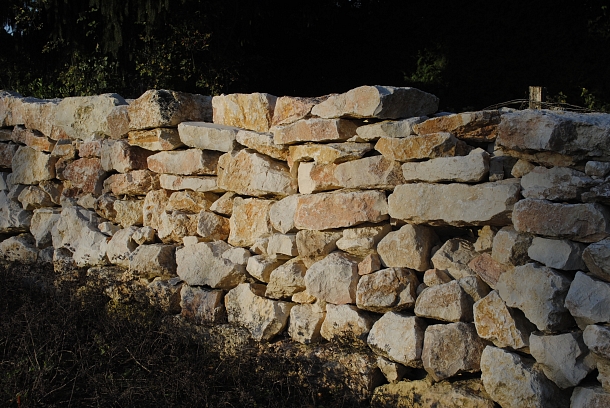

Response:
(1, 0), (609, 111)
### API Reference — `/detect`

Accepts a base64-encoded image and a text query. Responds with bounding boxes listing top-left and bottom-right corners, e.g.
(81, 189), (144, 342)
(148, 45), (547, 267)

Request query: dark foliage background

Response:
(1, 0), (609, 111)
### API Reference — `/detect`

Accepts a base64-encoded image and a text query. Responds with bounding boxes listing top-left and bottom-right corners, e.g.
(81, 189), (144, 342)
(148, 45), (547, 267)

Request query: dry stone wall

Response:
(2, 85), (610, 407)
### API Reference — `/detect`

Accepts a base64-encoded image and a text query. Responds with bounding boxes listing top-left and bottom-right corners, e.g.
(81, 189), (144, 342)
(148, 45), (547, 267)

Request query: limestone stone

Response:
(11, 146), (56, 185)
(401, 148), (490, 183)
(38, 180), (63, 205)
(106, 226), (138, 268)
(19, 98), (58, 137)
(76, 193), (98, 209)
(0, 128), (11, 141)
(0, 91), (23, 126)
(157, 211), (198, 243)
(265, 258), (307, 299)
(321, 303), (376, 343)
(0, 234), (38, 263)
(228, 197), (274, 247)
(422, 322), (487, 382)
(565, 272), (610, 327)
(30, 208), (61, 248)
(571, 386), (610, 408)
(423, 268), (452, 286)
(0, 191), (32, 234)
(497, 109), (610, 159)
(142, 189), (170, 230)
(521, 166), (597, 201)
(375, 132), (463, 162)
(180, 285), (225, 324)
(266, 233), (298, 258)
(95, 194), (118, 222)
(196, 211), (230, 241)
(271, 118), (358, 145)
(311, 85), (438, 119)
(583, 238), (610, 282)
(53, 94), (128, 140)
(269, 194), (299, 234)
(17, 186), (54, 210)
(586, 161), (610, 178)
(246, 255), (284, 283)
(480, 346), (569, 408)
(530, 332), (593, 389)
(377, 224), (437, 271)
(511, 158), (536, 178)
(474, 290), (534, 350)
(250, 237), (270, 256)
(528, 237), (587, 270)
(105, 104), (130, 139)
(176, 241), (247, 290)
(128, 89), (212, 130)
(177, 121), (239, 152)
(103, 170), (160, 196)
(0, 143), (18, 169)
(372, 378), (495, 408)
(336, 223), (391, 256)
(513, 199), (610, 243)
(335, 155), (406, 190)
(414, 110), (500, 142)
(491, 226), (533, 266)
(376, 357), (408, 383)
(98, 222), (121, 236)
(358, 253), (381, 275)
(166, 190), (217, 213)
(113, 199), (144, 227)
(297, 162), (339, 194)
(583, 178), (610, 205)
(225, 283), (293, 341)
(305, 252), (359, 304)
(147, 149), (221, 176)
(583, 325), (610, 360)
(144, 276), (182, 313)
(272, 95), (327, 126)
(497, 263), (573, 331)
(295, 229), (342, 267)
(597, 358), (610, 391)
(209, 192), (236, 216)
(220, 246), (250, 266)
(132, 226), (155, 245)
(415, 280), (474, 322)
(13, 127), (56, 152)
(356, 268), (419, 313)
(431, 238), (478, 279)
(458, 275), (491, 303)
(367, 312), (426, 367)
(294, 189), (388, 230)
(292, 290), (316, 304)
(0, 172), (8, 191)
(78, 140), (102, 157)
(127, 128), (184, 151)
(212, 92), (277, 132)
(468, 253), (513, 289)
(354, 117), (426, 141)
(159, 174), (220, 192)
(218, 149), (296, 197)
(474, 226), (497, 253)
(101, 139), (152, 173)
(235, 129), (289, 161)
(288, 142), (372, 165)
(128, 243), (176, 280)
(50, 139), (75, 159)
(61, 157), (107, 197)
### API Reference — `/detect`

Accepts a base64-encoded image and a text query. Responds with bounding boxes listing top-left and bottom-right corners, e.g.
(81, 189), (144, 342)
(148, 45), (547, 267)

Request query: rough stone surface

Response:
(212, 93), (277, 133)
(583, 324), (610, 360)
(104, 170), (160, 196)
(287, 302), (326, 344)
(377, 224), (437, 271)
(0, 143), (18, 169)
(11, 146), (56, 185)
(62, 157), (107, 197)
(246, 255), (284, 283)
(228, 197), (274, 247)
(321, 303), (376, 343)
(497, 263), (573, 332)
(0, 234), (38, 264)
(159, 174), (219, 192)
(295, 229), (342, 267)
(583, 238), (610, 282)
(266, 233), (298, 258)
(586, 161), (610, 178)
(355, 117), (426, 141)
(18, 186), (54, 210)
(180, 285), (225, 324)
(271, 95), (327, 126)
(571, 386), (610, 408)
(375, 132), (462, 162)
(269, 194), (299, 234)
(101, 139), (151, 173)
(511, 158), (536, 178)
(196, 211), (230, 241)
(177, 121), (239, 152)
(431, 238), (478, 279)
(272, 118), (358, 145)
(521, 166), (596, 201)
(367, 312), (426, 367)
(414, 280), (473, 322)
(376, 357), (408, 384)
(389, 180), (521, 227)
(401, 148), (490, 183)
(147, 149), (221, 176)
(334, 155), (406, 190)
(304, 252), (359, 305)
(236, 129), (289, 161)
(128, 244), (177, 280)
(30, 208), (61, 248)
(413, 110), (501, 142)
(53, 206), (109, 267)
(468, 253), (513, 289)
(0, 191), (32, 234)
(127, 128), (184, 151)
(106, 226), (138, 268)
(53, 94), (127, 140)
(491, 226), (533, 266)
(265, 259), (307, 299)
(356, 268), (419, 313)
(289, 142), (371, 165)
(296, 162), (339, 194)
(113, 199), (144, 228)
(528, 237), (587, 270)
(565, 272), (610, 327)
(336, 223), (391, 257)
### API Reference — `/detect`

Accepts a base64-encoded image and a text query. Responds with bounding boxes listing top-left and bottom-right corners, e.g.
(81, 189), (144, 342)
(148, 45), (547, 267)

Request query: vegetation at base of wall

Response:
(0, 263), (367, 408)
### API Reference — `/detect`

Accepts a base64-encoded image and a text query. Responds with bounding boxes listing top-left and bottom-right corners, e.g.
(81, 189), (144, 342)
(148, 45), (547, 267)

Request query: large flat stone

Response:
(521, 166), (597, 201)
(11, 146), (57, 185)
(375, 132), (462, 162)
(212, 92), (277, 132)
(272, 118), (358, 145)
(565, 272), (610, 327)
(304, 252), (359, 305)
(178, 122), (239, 152)
(401, 148), (489, 183)
(377, 224), (437, 271)
(367, 312), (426, 367)
(334, 155), (406, 190)
(127, 128), (184, 151)
(413, 110), (501, 142)
(147, 149), (221, 175)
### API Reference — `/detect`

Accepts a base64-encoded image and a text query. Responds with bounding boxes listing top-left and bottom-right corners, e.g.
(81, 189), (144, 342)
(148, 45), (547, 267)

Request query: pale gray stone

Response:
(583, 238), (610, 282)
(0, 191), (31, 234)
(583, 324), (610, 360)
(0, 234), (38, 264)
(269, 194), (299, 233)
(288, 302), (326, 344)
(246, 255), (284, 283)
(431, 238), (478, 279)
(376, 356), (408, 383)
(491, 226), (533, 266)
(367, 312), (426, 367)
(528, 237), (587, 270)
(586, 161), (610, 178)
(106, 227), (139, 268)
(354, 117), (426, 141)
(11, 146), (56, 185)
(265, 258), (307, 299)
(147, 149), (221, 176)
(414, 280), (473, 322)
(29, 208), (60, 248)
(304, 252), (359, 305)
(377, 224), (437, 271)
(356, 268), (419, 313)
(571, 386), (610, 408)
(321, 303), (376, 344)
(565, 272), (610, 327)
(180, 285), (225, 324)
(295, 229), (342, 267)
(128, 244), (177, 280)
(177, 121), (239, 152)
(334, 155), (406, 190)
(401, 148), (489, 183)
(521, 166), (597, 201)
(336, 223), (391, 257)
(266, 233), (298, 258)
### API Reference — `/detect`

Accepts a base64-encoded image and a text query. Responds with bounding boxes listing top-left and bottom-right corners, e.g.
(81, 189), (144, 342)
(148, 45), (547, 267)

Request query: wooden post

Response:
(529, 86), (546, 109)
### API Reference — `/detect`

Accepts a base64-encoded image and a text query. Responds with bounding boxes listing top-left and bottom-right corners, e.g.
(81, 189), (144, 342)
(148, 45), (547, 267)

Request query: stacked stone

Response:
(2, 85), (610, 406)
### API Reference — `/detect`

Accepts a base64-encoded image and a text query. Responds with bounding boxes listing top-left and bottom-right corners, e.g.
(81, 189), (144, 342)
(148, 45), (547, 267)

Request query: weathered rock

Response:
(147, 149), (221, 176)
(530, 332), (594, 389)
(295, 229), (342, 267)
(296, 162), (339, 194)
(377, 224), (437, 271)
(586, 161), (610, 178)
(583, 324), (610, 359)
(142, 189), (170, 231)
(458, 275), (491, 303)
(128, 243), (176, 280)
(597, 358), (610, 392)
(376, 357), (408, 384)
(431, 238), (478, 279)
(19, 98), (58, 137)
(11, 146), (56, 184)
(513, 199), (610, 243)
(50, 139), (76, 159)
(367, 312), (426, 367)
(30, 208), (61, 248)
(76, 140), (102, 157)
(132, 226), (155, 245)
(269, 194), (299, 234)
(468, 253), (513, 289)
(354, 117), (426, 141)
(291, 290), (316, 304)
(414, 110), (501, 142)
(103, 170), (160, 196)
(228, 197), (274, 247)
(401, 147), (490, 183)
(414, 280), (474, 322)
(289, 142), (372, 165)
(180, 285), (225, 324)
(159, 174), (220, 192)
(12, 126), (55, 152)
(474, 290), (534, 349)
(165, 190), (217, 213)
(375, 132), (462, 162)
(294, 189), (388, 230)
(111, 199), (144, 228)
(236, 129), (289, 161)
(196, 211), (230, 241)
(528, 237), (587, 270)
(265, 258), (307, 299)
(272, 118), (358, 145)
(497, 263), (573, 331)
(272, 95), (327, 126)
(583, 238), (610, 282)
(106, 226), (138, 268)
(491, 226), (533, 266)
(565, 272), (610, 327)
(521, 166), (597, 201)
(0, 234), (38, 264)
(128, 128), (184, 151)
(217, 149), (296, 197)
(246, 255), (284, 283)
(0, 91), (24, 126)
(177, 121), (239, 153)
(480, 346), (569, 408)
(423, 268), (452, 286)
(311, 86), (438, 119)
(511, 158), (536, 178)
(176, 241), (247, 290)
(571, 386), (610, 408)
(358, 253), (381, 275)
(321, 303), (376, 343)
(356, 268), (419, 313)
(157, 211), (198, 243)
(336, 223), (391, 256)
(0, 143), (18, 169)
(389, 180), (521, 227)
(101, 139), (152, 173)
(422, 322), (488, 382)
(212, 92), (277, 132)
(266, 233), (298, 258)
(225, 283), (293, 341)
(583, 178), (610, 205)
(52, 206), (108, 267)
(17, 186), (54, 210)
(209, 192), (236, 216)
(98, 222), (121, 236)
(61, 157), (107, 197)
(128, 89), (212, 130)
(305, 252), (359, 304)
(335, 155), (406, 190)
(145, 277), (182, 314)
(0, 191), (31, 234)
